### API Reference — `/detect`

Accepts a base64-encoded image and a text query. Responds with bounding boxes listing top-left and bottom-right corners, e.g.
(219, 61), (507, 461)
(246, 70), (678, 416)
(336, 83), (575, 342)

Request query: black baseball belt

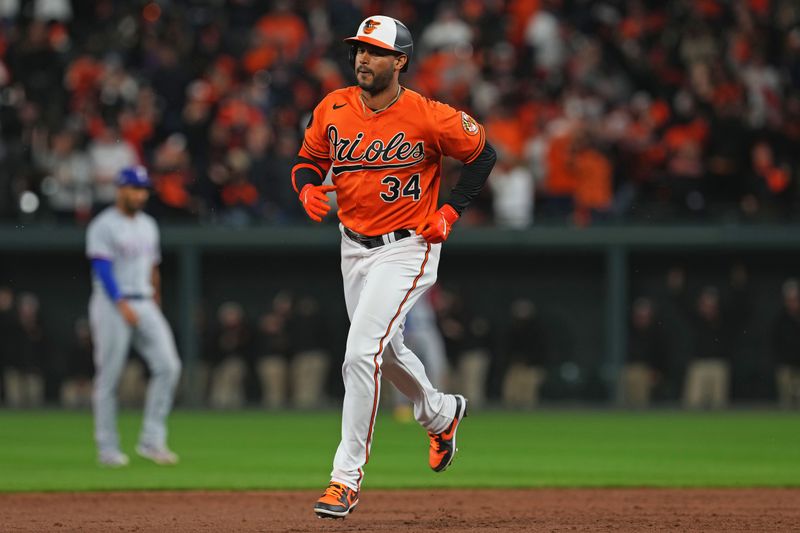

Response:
(343, 226), (413, 249)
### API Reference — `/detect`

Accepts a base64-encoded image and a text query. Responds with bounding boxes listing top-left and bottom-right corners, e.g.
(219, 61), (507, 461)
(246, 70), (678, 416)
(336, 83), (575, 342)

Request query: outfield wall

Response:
(2, 224), (799, 405)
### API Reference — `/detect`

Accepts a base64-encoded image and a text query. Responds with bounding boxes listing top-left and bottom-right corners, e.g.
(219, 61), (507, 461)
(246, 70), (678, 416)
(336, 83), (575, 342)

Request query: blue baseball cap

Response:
(117, 165), (152, 188)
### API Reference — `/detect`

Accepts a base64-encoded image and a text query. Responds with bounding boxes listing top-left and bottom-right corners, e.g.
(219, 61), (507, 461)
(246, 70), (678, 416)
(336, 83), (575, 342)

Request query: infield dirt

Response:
(3, 488), (800, 532)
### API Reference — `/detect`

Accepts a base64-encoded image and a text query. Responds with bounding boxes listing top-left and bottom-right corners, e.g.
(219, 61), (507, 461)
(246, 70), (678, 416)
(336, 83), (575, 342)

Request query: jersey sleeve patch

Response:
(461, 112), (479, 136)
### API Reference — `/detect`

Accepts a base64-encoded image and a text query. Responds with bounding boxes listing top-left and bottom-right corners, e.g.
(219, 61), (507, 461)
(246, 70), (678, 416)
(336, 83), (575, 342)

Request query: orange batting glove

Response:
(416, 204), (460, 244)
(299, 184), (336, 222)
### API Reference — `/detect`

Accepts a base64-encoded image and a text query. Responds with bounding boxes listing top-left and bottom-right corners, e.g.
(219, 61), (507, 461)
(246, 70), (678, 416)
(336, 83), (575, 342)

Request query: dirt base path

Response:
(2, 489), (799, 532)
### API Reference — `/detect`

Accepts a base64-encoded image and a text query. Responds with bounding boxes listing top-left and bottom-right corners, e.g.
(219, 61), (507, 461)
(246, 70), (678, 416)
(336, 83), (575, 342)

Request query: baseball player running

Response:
(291, 16), (496, 518)
(86, 166), (181, 467)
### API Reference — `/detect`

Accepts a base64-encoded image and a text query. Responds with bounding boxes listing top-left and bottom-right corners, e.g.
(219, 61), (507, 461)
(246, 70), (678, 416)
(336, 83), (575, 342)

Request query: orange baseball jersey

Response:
(293, 86), (486, 236)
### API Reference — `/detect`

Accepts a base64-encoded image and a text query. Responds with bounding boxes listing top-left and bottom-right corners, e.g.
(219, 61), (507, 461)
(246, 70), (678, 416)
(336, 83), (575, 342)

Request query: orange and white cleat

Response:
(314, 481), (359, 519)
(428, 394), (467, 472)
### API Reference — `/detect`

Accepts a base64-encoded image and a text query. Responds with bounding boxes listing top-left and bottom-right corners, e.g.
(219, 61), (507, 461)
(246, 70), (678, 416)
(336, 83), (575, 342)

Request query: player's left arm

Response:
(416, 106), (497, 243)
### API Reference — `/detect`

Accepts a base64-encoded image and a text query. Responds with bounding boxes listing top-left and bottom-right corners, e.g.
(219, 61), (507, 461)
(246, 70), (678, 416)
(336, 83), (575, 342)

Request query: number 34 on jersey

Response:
(380, 174), (420, 203)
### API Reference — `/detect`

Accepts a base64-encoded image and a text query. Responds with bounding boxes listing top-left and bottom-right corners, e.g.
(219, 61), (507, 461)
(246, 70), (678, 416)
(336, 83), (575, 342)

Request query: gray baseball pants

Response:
(89, 293), (181, 454)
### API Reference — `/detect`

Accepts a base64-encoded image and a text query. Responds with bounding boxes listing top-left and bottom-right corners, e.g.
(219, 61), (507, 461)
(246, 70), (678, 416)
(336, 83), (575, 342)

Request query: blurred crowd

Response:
(620, 265), (800, 409)
(1, 0), (800, 227)
(2, 270), (799, 410)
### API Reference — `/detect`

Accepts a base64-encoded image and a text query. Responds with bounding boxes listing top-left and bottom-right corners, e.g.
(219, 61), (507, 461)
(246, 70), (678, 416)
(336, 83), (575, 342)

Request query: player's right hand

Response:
(299, 184), (337, 222)
(117, 300), (139, 326)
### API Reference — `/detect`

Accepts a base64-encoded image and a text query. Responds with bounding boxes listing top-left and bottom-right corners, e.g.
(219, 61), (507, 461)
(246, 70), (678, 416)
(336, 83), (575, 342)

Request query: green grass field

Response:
(1, 410), (799, 492)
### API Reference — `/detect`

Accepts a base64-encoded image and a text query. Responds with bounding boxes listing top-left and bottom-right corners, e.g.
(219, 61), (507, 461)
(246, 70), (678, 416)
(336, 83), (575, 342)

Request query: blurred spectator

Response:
(256, 308), (292, 409)
(571, 131), (613, 226)
(149, 133), (199, 220)
(662, 92), (709, 216)
(211, 148), (261, 226)
(524, 1), (565, 80)
(255, 290), (293, 409)
(6, 20), (65, 126)
(620, 297), (667, 409)
(772, 279), (800, 409)
(741, 139), (795, 220)
(60, 317), (94, 409)
(488, 154), (534, 228)
(32, 127), (92, 223)
(88, 124), (138, 208)
(208, 301), (253, 409)
(438, 288), (492, 408)
(418, 4), (473, 55)
(258, 132), (304, 223)
(682, 285), (732, 410)
(34, 0), (73, 22)
(501, 299), (547, 409)
(210, 93), (266, 156)
(3, 292), (46, 407)
(287, 295), (330, 409)
(181, 79), (215, 173)
(253, 0), (308, 64)
(539, 119), (577, 218)
(669, 266), (751, 410)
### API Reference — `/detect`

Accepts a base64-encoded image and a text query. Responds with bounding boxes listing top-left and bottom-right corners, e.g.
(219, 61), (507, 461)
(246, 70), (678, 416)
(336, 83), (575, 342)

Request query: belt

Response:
(121, 294), (148, 300)
(343, 226), (412, 249)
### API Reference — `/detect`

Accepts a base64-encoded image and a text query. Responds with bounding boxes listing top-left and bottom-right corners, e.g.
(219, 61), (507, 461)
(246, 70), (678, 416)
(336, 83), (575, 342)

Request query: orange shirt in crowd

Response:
(485, 115), (526, 159)
(506, 0), (540, 46)
(573, 148), (613, 210)
(545, 131), (578, 196)
(255, 12), (308, 62)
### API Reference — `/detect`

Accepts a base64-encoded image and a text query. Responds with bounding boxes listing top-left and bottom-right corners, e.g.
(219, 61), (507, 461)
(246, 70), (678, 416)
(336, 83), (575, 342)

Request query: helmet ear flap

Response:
(349, 45), (357, 69)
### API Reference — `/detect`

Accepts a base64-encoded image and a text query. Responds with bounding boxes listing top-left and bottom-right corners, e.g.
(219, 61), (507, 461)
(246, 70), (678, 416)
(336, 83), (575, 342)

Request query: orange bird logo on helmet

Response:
(363, 19), (381, 34)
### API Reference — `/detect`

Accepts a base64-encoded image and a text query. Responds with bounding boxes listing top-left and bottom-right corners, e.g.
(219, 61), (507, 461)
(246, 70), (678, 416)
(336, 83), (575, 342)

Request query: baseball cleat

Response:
(428, 394), (467, 472)
(314, 481), (359, 519)
(98, 450), (130, 468)
(136, 444), (179, 465)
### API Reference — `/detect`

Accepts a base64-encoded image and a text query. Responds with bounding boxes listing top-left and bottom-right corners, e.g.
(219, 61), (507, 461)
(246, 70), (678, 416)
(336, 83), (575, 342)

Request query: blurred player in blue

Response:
(86, 166), (181, 467)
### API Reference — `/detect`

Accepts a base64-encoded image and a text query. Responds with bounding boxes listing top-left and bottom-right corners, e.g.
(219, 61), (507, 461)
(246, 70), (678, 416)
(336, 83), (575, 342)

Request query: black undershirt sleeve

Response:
(292, 155), (326, 193)
(445, 141), (497, 215)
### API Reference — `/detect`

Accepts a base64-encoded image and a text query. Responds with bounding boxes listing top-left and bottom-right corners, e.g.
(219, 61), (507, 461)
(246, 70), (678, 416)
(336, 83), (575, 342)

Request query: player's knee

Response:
(344, 334), (380, 363)
(166, 357), (182, 382)
(343, 350), (376, 377)
(153, 355), (181, 382)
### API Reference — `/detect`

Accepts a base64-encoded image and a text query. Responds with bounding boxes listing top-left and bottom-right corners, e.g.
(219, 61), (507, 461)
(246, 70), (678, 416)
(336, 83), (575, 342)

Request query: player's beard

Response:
(357, 66), (393, 96)
(119, 190), (148, 215)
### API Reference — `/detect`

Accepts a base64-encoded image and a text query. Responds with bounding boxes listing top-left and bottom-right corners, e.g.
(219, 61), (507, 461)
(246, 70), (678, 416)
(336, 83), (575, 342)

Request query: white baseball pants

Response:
(330, 226), (459, 491)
